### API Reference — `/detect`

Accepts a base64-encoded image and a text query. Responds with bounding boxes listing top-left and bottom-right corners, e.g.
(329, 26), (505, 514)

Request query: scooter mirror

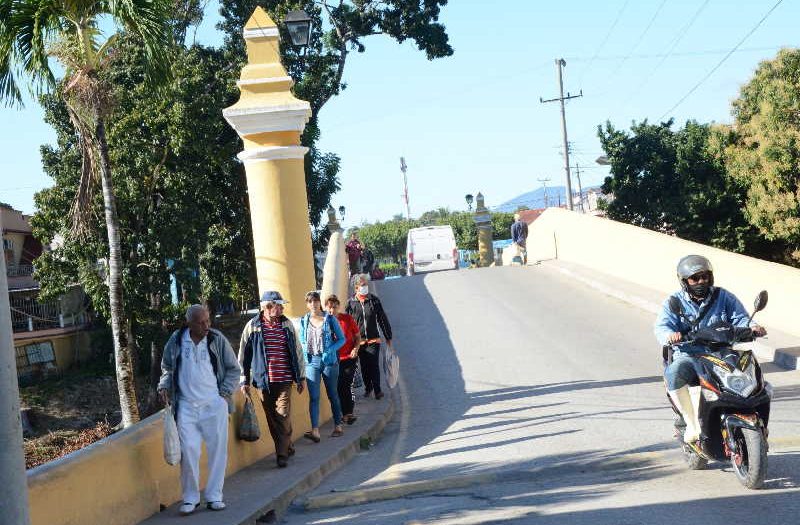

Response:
(668, 296), (683, 316)
(754, 290), (768, 313)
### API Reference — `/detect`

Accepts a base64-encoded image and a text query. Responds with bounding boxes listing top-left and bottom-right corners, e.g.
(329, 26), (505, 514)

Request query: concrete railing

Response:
(526, 208), (800, 338)
(27, 389), (332, 525)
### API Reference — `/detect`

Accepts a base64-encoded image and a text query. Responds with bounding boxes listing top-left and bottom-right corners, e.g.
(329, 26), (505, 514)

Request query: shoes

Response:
(179, 502), (199, 515)
(206, 501), (226, 511)
(331, 427), (344, 437)
(375, 391), (384, 400)
(364, 389), (373, 398)
(288, 446), (296, 457)
(344, 414), (358, 425)
(277, 456), (288, 468)
(303, 431), (321, 443)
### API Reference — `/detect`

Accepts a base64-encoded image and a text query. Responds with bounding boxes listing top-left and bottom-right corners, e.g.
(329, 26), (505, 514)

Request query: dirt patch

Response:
(25, 422), (114, 469)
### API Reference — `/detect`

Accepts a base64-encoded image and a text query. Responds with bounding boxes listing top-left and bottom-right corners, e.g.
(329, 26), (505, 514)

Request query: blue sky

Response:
(0, 0), (795, 227)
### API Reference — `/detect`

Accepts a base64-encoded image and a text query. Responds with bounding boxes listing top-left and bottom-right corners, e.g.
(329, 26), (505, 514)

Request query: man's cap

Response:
(260, 291), (288, 304)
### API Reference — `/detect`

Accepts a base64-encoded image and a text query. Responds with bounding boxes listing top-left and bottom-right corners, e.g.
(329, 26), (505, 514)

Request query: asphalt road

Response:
(282, 264), (800, 524)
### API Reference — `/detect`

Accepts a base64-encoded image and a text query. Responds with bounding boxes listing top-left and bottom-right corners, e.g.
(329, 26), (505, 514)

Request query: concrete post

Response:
(473, 193), (494, 267)
(223, 7), (315, 318)
(0, 213), (31, 524)
(321, 206), (349, 304)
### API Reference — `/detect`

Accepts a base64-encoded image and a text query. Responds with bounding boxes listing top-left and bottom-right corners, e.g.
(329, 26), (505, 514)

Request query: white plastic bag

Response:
(163, 404), (181, 466)
(383, 346), (400, 389)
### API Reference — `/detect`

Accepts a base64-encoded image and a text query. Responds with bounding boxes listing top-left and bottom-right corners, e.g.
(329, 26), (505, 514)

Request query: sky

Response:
(0, 0), (796, 228)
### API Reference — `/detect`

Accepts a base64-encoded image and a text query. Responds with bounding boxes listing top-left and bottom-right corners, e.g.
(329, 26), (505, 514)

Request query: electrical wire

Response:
(578, 0), (632, 85)
(659, 0), (785, 120)
(606, 0), (668, 79)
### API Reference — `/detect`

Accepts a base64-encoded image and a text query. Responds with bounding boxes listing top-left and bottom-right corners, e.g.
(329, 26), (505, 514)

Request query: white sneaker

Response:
(179, 502), (199, 515)
(207, 501), (226, 511)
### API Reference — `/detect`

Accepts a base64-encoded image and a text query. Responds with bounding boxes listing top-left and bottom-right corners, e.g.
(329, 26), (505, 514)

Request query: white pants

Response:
(177, 396), (229, 504)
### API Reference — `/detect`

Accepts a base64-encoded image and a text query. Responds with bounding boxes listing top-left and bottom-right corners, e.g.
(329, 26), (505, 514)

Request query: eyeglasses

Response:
(686, 272), (711, 284)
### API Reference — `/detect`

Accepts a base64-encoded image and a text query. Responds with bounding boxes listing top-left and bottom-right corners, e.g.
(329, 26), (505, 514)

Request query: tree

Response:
(713, 49), (800, 263)
(217, 0), (453, 251)
(1, 0), (172, 427)
(598, 119), (771, 257)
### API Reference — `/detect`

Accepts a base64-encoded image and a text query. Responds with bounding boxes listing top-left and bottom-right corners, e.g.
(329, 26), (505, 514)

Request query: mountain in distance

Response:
(493, 185), (600, 213)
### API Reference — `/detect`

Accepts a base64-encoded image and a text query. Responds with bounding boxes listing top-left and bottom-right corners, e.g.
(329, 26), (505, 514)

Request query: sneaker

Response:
(375, 391), (384, 400)
(206, 501), (226, 511)
(179, 502), (199, 515)
(277, 456), (288, 468)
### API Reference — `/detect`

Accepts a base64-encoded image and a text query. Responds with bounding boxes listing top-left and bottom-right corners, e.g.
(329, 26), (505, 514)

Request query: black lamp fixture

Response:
(284, 9), (312, 48)
(465, 193), (474, 211)
(338, 205), (346, 221)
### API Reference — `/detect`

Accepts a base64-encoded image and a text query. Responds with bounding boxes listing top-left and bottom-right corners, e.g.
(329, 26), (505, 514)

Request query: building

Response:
(2, 204), (91, 384)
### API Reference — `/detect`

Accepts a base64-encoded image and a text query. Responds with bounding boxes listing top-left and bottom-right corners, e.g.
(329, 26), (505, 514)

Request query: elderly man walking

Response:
(511, 212), (528, 265)
(239, 291), (307, 468)
(158, 304), (241, 516)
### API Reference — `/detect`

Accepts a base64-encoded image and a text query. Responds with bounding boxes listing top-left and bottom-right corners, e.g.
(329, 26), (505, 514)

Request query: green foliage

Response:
(598, 119), (773, 257)
(359, 218), (417, 263)
(714, 49), (800, 262)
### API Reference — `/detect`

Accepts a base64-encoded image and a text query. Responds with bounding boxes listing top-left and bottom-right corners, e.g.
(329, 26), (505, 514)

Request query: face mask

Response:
(358, 285), (369, 296)
(689, 282), (710, 298)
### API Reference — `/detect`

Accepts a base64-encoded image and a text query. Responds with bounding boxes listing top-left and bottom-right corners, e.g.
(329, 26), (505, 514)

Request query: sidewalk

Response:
(540, 259), (800, 370)
(139, 394), (394, 525)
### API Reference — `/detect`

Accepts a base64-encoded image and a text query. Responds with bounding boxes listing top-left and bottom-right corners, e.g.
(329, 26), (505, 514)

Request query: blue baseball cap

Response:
(260, 291), (288, 304)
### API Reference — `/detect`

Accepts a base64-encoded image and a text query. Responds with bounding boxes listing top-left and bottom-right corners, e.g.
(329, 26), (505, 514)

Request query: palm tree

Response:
(0, 0), (171, 427)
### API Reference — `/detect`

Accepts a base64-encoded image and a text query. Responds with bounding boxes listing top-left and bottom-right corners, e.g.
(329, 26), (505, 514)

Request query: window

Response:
(15, 341), (56, 381)
(3, 238), (13, 251)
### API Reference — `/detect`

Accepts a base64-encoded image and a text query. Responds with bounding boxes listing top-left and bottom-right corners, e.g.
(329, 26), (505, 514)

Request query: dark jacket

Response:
(511, 220), (528, 247)
(158, 327), (241, 416)
(346, 293), (393, 342)
(238, 314), (306, 393)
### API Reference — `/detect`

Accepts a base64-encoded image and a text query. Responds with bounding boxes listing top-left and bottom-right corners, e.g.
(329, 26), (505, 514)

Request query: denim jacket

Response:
(238, 314), (306, 393)
(654, 287), (752, 350)
(299, 313), (346, 366)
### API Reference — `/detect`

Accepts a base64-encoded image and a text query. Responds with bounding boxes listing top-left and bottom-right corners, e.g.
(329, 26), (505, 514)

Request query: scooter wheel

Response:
(731, 427), (767, 489)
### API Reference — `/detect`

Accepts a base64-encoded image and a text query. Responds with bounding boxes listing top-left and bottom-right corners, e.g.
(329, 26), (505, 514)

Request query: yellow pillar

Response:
(473, 192), (494, 267)
(223, 7), (314, 318)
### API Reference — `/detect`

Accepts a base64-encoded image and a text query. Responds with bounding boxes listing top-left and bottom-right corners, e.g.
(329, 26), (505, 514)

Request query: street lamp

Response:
(284, 9), (312, 48)
(338, 205), (346, 222)
(595, 155), (610, 166)
(465, 193), (474, 211)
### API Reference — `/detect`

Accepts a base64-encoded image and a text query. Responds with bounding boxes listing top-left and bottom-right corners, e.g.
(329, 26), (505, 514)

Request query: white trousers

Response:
(177, 396), (229, 504)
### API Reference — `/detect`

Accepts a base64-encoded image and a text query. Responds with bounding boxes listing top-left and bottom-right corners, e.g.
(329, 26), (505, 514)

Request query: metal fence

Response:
(9, 292), (87, 333)
(6, 263), (34, 277)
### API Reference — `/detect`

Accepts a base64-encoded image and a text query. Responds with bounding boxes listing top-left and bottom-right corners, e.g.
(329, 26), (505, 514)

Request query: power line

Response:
(659, 0), (785, 120)
(605, 0), (668, 79)
(565, 46), (782, 62)
(578, 0), (631, 85)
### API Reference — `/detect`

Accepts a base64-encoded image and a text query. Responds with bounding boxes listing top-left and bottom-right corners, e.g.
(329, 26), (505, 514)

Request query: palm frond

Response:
(65, 98), (101, 238)
(105, 0), (173, 84)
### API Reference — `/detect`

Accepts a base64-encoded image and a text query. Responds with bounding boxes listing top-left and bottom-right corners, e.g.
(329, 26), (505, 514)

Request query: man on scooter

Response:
(655, 255), (767, 445)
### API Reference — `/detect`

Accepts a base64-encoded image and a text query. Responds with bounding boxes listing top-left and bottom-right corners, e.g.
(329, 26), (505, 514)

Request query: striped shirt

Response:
(260, 316), (294, 383)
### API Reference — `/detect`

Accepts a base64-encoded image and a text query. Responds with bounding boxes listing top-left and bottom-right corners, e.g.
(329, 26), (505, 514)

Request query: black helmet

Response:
(676, 254), (714, 293)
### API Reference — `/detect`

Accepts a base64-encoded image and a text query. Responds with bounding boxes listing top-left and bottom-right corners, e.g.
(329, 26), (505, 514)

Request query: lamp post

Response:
(284, 9), (312, 48)
(465, 193), (474, 211)
(595, 155), (610, 166)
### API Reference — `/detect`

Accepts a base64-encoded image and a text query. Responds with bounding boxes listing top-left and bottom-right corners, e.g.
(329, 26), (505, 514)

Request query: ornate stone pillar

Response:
(473, 192), (494, 267)
(321, 206), (349, 304)
(223, 7), (314, 318)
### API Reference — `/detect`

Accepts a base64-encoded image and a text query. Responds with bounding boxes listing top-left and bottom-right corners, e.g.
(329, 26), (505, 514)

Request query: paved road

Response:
(282, 264), (800, 524)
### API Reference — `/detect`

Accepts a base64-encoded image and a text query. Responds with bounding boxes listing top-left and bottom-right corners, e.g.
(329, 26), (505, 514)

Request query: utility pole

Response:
(540, 58), (582, 211)
(0, 213), (31, 525)
(573, 163), (584, 213)
(400, 157), (411, 220)
(537, 177), (551, 208)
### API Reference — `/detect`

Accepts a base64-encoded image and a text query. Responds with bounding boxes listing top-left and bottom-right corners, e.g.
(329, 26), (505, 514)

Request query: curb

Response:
(236, 397), (396, 524)
(554, 265), (799, 371)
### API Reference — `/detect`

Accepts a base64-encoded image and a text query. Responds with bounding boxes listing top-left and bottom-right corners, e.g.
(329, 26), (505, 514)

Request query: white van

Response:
(406, 225), (458, 276)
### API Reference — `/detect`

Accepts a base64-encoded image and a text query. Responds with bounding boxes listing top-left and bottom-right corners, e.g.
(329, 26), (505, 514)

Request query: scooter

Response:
(663, 290), (772, 489)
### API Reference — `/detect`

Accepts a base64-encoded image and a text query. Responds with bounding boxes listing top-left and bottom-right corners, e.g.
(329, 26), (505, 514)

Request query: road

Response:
(282, 263), (800, 524)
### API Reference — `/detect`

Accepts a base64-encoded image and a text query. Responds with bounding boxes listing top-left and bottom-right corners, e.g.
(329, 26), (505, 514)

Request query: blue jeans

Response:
(306, 355), (343, 427)
(664, 350), (702, 390)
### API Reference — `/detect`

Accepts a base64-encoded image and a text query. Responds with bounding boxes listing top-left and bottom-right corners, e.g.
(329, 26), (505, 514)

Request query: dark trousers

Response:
(359, 343), (382, 395)
(261, 381), (293, 459)
(338, 357), (358, 415)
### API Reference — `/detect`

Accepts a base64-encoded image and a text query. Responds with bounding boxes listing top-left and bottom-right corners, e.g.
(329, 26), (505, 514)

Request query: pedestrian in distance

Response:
(511, 212), (528, 265)
(238, 291), (307, 468)
(345, 231), (364, 276)
(300, 291), (346, 441)
(362, 244), (376, 275)
(325, 294), (362, 425)
(158, 305), (241, 516)
(346, 274), (394, 400)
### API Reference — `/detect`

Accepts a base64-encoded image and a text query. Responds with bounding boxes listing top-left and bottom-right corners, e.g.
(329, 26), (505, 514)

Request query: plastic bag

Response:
(163, 404), (181, 465)
(352, 361), (364, 389)
(238, 394), (261, 442)
(383, 346), (400, 389)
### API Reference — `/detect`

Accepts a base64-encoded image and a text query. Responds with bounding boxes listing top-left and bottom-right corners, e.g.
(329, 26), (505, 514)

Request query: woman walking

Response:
(325, 294), (362, 425)
(346, 274), (395, 400)
(300, 291), (346, 441)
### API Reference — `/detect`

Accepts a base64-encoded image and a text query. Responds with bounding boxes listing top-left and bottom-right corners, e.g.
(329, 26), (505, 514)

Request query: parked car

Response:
(406, 225), (459, 276)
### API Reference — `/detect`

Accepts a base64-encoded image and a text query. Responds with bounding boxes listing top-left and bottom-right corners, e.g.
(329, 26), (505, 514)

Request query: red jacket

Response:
(336, 313), (360, 360)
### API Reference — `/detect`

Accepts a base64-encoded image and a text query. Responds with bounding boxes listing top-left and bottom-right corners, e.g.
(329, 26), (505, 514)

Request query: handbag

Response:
(238, 393), (261, 442)
(163, 404), (181, 465)
(352, 360), (364, 389)
(383, 345), (400, 389)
